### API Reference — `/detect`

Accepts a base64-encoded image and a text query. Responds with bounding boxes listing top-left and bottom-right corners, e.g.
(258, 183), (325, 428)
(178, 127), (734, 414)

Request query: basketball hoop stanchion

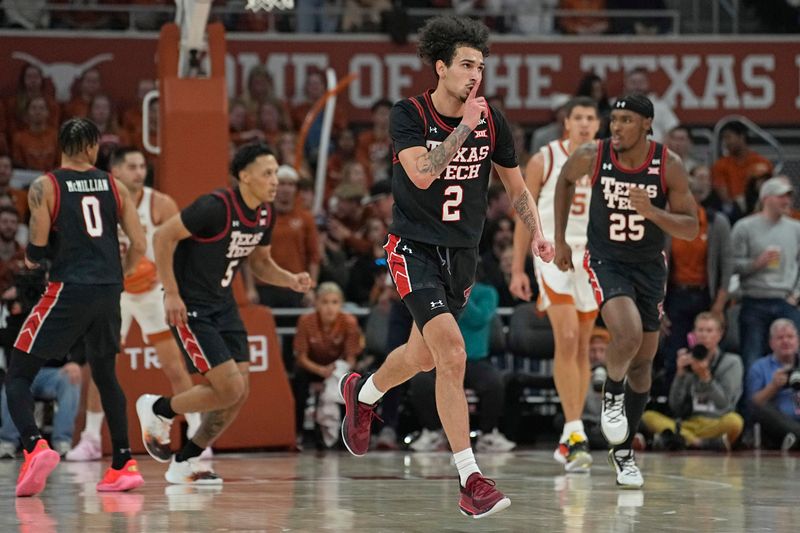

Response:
(246, 0), (295, 11)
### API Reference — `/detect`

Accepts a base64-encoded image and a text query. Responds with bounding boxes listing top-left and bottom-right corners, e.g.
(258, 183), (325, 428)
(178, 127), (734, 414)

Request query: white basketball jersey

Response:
(536, 140), (591, 247)
(118, 186), (157, 262)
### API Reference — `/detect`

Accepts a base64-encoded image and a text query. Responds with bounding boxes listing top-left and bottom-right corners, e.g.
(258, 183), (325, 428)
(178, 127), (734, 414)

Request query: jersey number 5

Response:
(221, 259), (240, 287)
(609, 213), (645, 242)
(442, 185), (463, 222)
(81, 196), (103, 237)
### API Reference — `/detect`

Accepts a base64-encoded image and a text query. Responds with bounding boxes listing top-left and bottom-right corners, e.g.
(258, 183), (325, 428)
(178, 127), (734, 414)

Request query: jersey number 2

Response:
(81, 196), (103, 237)
(609, 213), (645, 242)
(442, 185), (463, 221)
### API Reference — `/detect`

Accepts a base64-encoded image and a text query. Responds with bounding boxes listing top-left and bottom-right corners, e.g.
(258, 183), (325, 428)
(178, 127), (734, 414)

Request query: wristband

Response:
(26, 243), (47, 263)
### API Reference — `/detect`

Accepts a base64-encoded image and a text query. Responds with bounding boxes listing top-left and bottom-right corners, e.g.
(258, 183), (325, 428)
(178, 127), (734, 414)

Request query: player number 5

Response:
(609, 213), (645, 242)
(442, 185), (463, 222)
(221, 259), (240, 287)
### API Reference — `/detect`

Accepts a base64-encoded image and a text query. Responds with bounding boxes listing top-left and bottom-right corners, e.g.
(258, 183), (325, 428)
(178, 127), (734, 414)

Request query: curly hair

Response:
(417, 16), (490, 78)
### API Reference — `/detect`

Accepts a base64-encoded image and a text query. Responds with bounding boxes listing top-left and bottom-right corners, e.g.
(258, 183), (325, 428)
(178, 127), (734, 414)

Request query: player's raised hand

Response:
(554, 241), (574, 271)
(290, 272), (314, 293)
(164, 292), (188, 327)
(461, 78), (488, 131)
(533, 234), (556, 263)
(629, 186), (655, 219)
(509, 271), (533, 302)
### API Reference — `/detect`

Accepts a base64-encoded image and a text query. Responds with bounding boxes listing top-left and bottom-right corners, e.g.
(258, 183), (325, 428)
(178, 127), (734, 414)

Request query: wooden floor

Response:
(2, 450), (799, 532)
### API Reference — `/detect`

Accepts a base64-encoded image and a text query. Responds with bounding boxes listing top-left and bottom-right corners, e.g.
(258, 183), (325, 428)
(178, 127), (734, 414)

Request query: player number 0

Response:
(81, 196), (103, 237)
(442, 185), (463, 221)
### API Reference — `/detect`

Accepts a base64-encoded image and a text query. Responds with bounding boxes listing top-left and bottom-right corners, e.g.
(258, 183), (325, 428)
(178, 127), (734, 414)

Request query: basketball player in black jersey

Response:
(338, 16), (553, 519)
(5, 118), (147, 496)
(554, 95), (698, 488)
(136, 144), (312, 484)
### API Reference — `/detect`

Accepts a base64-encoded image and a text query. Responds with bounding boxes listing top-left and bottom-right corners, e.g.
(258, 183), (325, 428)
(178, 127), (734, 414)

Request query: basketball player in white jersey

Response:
(67, 147), (206, 461)
(510, 97), (600, 472)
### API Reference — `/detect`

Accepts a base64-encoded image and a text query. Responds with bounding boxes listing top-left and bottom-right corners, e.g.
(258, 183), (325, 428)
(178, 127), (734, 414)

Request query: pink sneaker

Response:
(96, 459), (145, 492)
(65, 433), (102, 462)
(16, 439), (61, 497)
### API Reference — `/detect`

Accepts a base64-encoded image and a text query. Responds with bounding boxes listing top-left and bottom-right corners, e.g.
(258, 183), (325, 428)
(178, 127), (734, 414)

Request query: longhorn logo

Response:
(11, 52), (114, 102)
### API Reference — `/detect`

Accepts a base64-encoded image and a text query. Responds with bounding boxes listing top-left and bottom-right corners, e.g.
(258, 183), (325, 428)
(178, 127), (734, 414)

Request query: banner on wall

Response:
(1, 34), (798, 125)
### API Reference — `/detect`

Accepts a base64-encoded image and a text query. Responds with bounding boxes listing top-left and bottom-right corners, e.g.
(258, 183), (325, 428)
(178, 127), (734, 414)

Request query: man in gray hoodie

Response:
(642, 312), (744, 450)
(731, 176), (800, 369)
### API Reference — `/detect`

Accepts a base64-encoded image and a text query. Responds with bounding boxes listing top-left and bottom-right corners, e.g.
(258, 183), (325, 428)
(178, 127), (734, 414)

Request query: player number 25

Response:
(442, 185), (463, 222)
(221, 259), (240, 287)
(609, 213), (645, 242)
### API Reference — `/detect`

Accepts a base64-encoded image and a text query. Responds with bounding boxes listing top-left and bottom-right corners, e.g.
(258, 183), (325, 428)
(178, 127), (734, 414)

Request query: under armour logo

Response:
(474, 130), (488, 138)
(652, 159), (660, 165)
(602, 163), (613, 171)
(401, 245), (412, 254)
(232, 221), (240, 227)
(430, 300), (445, 310)
(616, 100), (627, 108)
(429, 126), (438, 134)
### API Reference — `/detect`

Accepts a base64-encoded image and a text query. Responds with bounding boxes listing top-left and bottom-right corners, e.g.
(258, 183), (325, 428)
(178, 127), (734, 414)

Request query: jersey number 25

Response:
(609, 213), (645, 242)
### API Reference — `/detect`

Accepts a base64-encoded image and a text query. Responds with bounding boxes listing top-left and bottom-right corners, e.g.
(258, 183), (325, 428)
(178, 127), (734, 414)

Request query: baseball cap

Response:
(276, 164), (299, 183)
(759, 177), (792, 200)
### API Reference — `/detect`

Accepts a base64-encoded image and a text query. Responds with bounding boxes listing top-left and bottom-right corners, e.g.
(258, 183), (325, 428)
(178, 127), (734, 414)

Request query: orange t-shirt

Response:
(293, 311), (363, 366)
(559, 0), (608, 34)
(712, 151), (773, 199)
(4, 95), (61, 133)
(263, 205), (321, 279)
(62, 97), (90, 120)
(12, 128), (58, 172)
(670, 206), (708, 287)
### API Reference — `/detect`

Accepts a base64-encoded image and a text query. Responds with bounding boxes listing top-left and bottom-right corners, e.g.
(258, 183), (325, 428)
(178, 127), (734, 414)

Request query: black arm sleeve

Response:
(490, 105), (519, 169)
(180, 194), (228, 239)
(390, 100), (426, 154)
(258, 203), (277, 246)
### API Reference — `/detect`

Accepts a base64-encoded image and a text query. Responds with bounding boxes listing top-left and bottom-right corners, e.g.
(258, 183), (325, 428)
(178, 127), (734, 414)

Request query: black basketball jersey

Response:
(388, 90), (517, 249)
(587, 140), (669, 262)
(174, 187), (274, 305)
(46, 168), (123, 284)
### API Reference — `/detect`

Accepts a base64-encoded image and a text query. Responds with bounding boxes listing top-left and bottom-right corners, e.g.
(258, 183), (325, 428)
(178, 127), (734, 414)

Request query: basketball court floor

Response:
(2, 450), (798, 532)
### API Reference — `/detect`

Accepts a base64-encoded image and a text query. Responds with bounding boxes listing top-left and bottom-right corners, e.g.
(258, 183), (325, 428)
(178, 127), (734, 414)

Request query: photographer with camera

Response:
(745, 318), (800, 450)
(642, 312), (744, 451)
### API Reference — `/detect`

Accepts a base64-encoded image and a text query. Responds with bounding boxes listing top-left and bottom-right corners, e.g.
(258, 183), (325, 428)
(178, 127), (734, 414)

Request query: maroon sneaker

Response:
(339, 372), (379, 456)
(458, 473), (511, 519)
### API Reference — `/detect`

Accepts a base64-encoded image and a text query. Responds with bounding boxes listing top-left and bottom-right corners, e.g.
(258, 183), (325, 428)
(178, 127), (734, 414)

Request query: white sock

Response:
(357, 375), (385, 405)
(84, 410), (104, 440)
(453, 448), (482, 486)
(186, 412), (201, 439)
(561, 419), (586, 441)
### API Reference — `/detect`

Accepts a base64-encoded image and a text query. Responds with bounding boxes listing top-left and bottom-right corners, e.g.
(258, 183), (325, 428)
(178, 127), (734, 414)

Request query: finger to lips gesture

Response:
(463, 78), (488, 130)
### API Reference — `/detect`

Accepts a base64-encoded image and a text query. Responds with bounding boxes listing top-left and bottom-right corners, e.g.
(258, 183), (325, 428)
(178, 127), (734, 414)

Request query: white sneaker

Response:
(198, 447), (214, 460)
(53, 440), (73, 457)
(135, 394), (173, 463)
(609, 449), (644, 489)
(476, 429), (517, 453)
(410, 429), (447, 452)
(65, 432), (102, 461)
(601, 388), (629, 445)
(0, 440), (17, 459)
(165, 456), (223, 485)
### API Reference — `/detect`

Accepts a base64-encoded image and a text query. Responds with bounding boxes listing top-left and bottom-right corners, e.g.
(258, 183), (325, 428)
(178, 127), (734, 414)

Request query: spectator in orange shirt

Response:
(325, 128), (359, 202)
(11, 96), (58, 172)
(5, 63), (60, 133)
(327, 183), (370, 257)
(712, 121), (773, 217)
(292, 282), (363, 446)
(241, 66), (293, 131)
(62, 68), (102, 119)
(88, 94), (129, 167)
(356, 99), (392, 184)
(229, 98), (266, 148)
(297, 177), (315, 212)
(559, 0), (609, 34)
(276, 130), (312, 180)
(0, 155), (28, 220)
(257, 100), (289, 148)
(257, 165), (320, 308)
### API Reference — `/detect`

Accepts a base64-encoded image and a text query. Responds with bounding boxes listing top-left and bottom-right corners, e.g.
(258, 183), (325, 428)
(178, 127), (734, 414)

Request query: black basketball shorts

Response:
(583, 250), (667, 332)
(383, 233), (478, 331)
(14, 282), (122, 360)
(171, 299), (249, 374)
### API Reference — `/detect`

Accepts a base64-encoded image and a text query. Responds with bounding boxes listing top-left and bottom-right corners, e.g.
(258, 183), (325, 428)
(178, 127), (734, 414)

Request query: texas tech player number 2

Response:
(442, 185), (463, 222)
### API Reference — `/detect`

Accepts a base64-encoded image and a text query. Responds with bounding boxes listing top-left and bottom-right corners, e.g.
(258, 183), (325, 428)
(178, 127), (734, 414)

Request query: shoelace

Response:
(469, 476), (498, 498)
(616, 453), (639, 475)
(603, 393), (625, 424)
(357, 404), (383, 429)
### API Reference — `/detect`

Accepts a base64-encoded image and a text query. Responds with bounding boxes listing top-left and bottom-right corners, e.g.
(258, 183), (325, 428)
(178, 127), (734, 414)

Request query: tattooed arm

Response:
(495, 164), (555, 262)
(25, 175), (54, 268)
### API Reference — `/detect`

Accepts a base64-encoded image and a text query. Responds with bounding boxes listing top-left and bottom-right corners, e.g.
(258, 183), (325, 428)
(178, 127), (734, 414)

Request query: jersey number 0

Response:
(81, 196), (103, 237)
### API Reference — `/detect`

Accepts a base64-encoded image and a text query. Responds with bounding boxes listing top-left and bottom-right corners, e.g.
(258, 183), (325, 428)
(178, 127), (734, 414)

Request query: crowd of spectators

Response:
(1, 52), (799, 455)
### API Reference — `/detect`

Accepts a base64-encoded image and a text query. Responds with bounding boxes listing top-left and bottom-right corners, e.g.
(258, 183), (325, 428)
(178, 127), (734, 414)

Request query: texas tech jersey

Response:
(389, 90), (517, 248)
(587, 140), (668, 262)
(46, 167), (123, 284)
(175, 187), (274, 304)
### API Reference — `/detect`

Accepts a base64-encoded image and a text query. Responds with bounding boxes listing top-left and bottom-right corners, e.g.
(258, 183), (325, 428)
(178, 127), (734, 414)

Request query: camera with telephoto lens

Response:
(691, 343), (710, 361)
(786, 367), (800, 391)
(591, 365), (607, 392)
